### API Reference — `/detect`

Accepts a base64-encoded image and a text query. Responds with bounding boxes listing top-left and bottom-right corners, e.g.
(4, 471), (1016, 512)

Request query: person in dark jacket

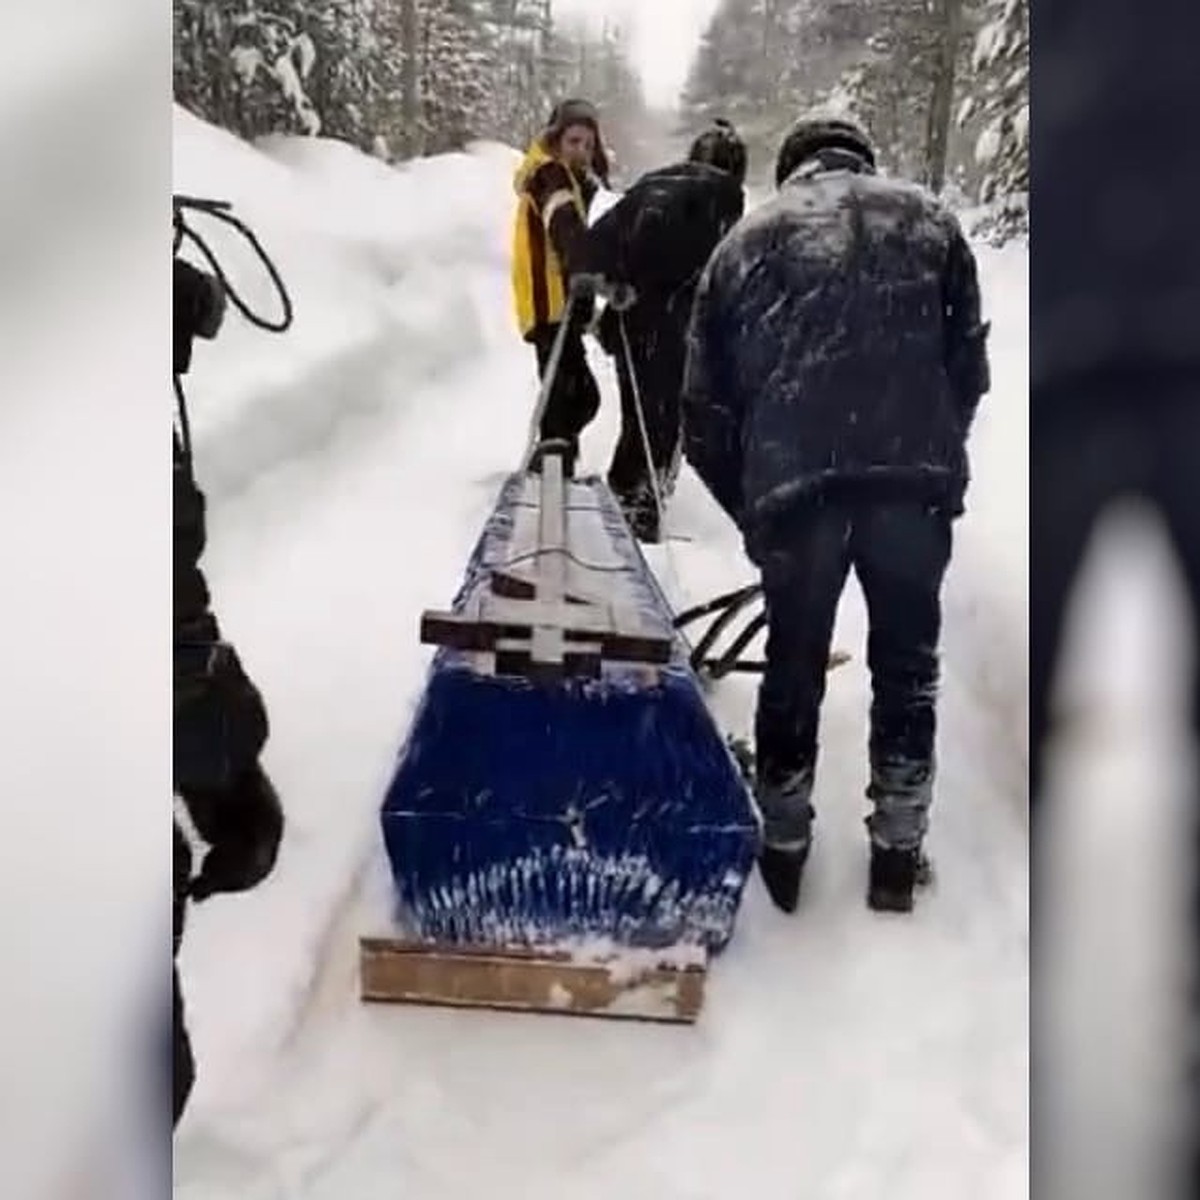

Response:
(1032, 6), (1200, 812)
(681, 115), (991, 914)
(173, 253), (284, 1128)
(510, 98), (612, 476)
(586, 119), (747, 541)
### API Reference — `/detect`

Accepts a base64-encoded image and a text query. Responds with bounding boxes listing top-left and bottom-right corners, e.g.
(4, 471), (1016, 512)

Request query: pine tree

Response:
(419, 0), (492, 153)
(958, 0), (1027, 236)
(304, 0), (384, 149)
(175, 1), (321, 139)
(680, 0), (875, 180)
(172, 0), (647, 166)
(834, 0), (940, 180)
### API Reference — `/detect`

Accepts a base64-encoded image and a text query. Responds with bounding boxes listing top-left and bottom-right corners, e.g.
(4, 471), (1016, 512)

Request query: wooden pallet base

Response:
(359, 937), (707, 1024)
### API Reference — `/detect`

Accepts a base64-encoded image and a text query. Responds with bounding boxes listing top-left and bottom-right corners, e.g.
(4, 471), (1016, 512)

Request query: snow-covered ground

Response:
(169, 105), (1030, 1198)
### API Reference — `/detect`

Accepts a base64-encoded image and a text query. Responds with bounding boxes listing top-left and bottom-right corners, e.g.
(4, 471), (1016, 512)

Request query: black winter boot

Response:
(867, 843), (932, 913)
(759, 842), (811, 913)
(616, 482), (660, 543)
(754, 770), (815, 914)
(628, 502), (661, 543)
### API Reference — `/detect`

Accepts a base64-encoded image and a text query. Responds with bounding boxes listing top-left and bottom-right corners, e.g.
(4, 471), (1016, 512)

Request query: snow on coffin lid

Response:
(378, 460), (760, 955)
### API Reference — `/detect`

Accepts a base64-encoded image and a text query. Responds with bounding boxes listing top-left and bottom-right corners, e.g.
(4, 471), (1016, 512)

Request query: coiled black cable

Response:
(172, 195), (294, 475)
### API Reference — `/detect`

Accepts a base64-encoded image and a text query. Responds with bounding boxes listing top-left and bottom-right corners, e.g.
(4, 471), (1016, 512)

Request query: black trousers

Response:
(173, 820), (194, 1129)
(173, 966), (194, 1128)
(605, 310), (687, 507)
(530, 319), (601, 474)
(753, 499), (953, 849)
(1031, 380), (1200, 803)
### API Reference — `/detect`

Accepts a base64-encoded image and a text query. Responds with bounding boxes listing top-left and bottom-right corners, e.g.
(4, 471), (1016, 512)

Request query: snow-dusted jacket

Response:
(173, 440), (268, 799)
(585, 160), (745, 306)
(681, 147), (991, 547)
(174, 259), (269, 917)
(586, 159), (744, 356)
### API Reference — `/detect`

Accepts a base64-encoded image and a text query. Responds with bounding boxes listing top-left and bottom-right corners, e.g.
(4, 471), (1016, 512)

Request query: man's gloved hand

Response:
(183, 762), (284, 901)
(603, 280), (637, 312)
(568, 272), (599, 304)
(174, 258), (228, 375)
(570, 273), (637, 312)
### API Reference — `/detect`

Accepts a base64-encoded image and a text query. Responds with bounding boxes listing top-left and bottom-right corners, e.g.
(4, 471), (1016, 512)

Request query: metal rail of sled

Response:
(672, 582), (849, 680)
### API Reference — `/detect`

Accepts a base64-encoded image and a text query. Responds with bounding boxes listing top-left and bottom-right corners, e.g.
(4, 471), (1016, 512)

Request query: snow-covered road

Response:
(171, 107), (1029, 1199)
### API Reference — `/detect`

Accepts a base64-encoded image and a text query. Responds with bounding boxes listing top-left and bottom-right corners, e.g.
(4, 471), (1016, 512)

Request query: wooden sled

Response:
(359, 937), (707, 1025)
(420, 445), (674, 683)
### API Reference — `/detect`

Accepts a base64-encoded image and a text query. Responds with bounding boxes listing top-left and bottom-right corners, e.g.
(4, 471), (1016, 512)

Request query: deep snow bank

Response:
(940, 239), (1028, 798)
(172, 106), (521, 500)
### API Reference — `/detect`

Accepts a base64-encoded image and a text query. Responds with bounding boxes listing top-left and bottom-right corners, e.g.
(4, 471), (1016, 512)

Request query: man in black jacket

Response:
(681, 116), (990, 914)
(173, 252), (284, 1127)
(586, 119), (747, 541)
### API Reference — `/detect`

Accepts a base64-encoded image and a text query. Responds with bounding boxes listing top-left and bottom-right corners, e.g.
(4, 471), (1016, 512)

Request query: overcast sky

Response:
(550, 0), (721, 110)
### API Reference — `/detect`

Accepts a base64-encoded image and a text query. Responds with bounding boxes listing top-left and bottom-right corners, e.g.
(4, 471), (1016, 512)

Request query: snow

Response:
(167, 105), (1029, 1198)
(975, 121), (1003, 166)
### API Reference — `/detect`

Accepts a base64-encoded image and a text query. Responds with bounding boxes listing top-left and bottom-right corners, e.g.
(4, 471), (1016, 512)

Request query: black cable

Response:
(173, 194), (294, 332)
(172, 194), (294, 481)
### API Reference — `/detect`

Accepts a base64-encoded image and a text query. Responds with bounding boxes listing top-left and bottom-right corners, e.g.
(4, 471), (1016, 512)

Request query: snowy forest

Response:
(173, 0), (1027, 235)
(680, 0), (1027, 233)
(173, 1), (653, 175)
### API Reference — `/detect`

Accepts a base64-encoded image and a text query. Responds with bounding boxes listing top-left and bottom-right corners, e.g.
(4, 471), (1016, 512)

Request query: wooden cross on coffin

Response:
(420, 444), (674, 682)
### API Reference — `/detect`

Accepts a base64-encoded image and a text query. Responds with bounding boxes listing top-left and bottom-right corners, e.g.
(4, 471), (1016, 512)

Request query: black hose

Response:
(172, 194), (294, 480)
(173, 194), (294, 332)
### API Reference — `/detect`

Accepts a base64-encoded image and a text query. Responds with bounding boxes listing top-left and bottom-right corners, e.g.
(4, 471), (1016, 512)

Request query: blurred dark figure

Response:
(585, 119), (747, 541)
(681, 115), (990, 915)
(1033, 4), (1200, 1195)
(1031, 6), (1200, 808)
(172, 252), (283, 1128)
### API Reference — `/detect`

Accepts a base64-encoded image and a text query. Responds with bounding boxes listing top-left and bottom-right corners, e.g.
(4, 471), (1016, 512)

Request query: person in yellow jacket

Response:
(511, 98), (611, 476)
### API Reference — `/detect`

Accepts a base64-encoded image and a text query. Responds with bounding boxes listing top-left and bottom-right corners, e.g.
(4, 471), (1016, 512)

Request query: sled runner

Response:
(673, 582), (851, 681)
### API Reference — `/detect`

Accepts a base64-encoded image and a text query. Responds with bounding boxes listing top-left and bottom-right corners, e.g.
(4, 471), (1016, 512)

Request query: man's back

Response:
(587, 159), (744, 302)
(690, 161), (982, 529)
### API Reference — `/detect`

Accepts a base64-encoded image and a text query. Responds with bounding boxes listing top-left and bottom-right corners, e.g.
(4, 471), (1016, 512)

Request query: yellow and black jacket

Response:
(511, 138), (600, 339)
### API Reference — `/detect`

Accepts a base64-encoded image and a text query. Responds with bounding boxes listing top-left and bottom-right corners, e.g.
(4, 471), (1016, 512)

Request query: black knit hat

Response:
(774, 116), (875, 187)
(544, 97), (609, 183)
(688, 118), (748, 186)
(547, 98), (600, 134)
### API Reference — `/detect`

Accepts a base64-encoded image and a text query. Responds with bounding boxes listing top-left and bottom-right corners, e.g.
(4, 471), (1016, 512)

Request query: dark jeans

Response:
(530, 319), (601, 475)
(173, 965), (194, 1128)
(605, 310), (686, 509)
(1031, 380), (1200, 804)
(173, 820), (194, 1129)
(753, 499), (953, 849)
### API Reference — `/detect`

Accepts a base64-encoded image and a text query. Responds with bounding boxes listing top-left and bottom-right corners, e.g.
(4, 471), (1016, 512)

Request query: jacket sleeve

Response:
(581, 198), (626, 284)
(526, 160), (590, 280)
(174, 258), (227, 375)
(681, 252), (744, 522)
(173, 445), (268, 803)
(721, 176), (746, 231)
(942, 216), (991, 434)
